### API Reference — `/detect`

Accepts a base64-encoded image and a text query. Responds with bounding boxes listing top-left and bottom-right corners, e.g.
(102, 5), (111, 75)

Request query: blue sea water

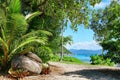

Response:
(70, 49), (102, 63)
(72, 54), (92, 63)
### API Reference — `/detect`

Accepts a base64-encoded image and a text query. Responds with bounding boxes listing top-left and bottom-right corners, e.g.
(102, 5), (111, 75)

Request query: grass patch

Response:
(50, 55), (84, 64)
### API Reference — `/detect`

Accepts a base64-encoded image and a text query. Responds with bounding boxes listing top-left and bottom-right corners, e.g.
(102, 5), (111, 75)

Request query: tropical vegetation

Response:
(90, 0), (120, 64)
(0, 0), (102, 72)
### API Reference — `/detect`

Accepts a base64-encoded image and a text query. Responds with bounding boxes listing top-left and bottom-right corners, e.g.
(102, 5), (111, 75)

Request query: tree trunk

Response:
(102, 47), (104, 57)
(60, 25), (64, 62)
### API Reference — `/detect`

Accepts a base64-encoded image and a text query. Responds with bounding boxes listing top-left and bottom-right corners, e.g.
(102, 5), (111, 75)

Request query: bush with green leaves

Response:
(103, 52), (120, 64)
(90, 55), (114, 66)
(35, 46), (53, 63)
(50, 55), (60, 61)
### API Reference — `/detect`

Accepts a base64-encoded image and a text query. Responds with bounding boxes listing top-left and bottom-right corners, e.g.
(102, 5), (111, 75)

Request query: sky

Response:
(64, 0), (111, 50)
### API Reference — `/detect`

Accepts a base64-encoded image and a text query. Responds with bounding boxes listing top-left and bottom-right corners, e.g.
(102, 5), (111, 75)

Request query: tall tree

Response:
(90, 0), (120, 62)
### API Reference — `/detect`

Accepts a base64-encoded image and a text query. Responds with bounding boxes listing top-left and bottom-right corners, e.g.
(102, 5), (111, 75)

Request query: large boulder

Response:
(10, 52), (42, 74)
(26, 52), (42, 63)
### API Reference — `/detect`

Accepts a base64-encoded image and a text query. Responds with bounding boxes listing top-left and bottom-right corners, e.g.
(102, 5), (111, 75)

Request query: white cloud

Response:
(94, 1), (110, 9)
(65, 41), (102, 50)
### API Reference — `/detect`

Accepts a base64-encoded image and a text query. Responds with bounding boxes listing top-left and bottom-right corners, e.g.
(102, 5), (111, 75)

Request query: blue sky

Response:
(64, 0), (111, 50)
(64, 25), (94, 43)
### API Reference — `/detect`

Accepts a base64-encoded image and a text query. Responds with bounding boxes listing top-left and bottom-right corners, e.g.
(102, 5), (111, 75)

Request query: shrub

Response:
(90, 55), (114, 66)
(36, 46), (53, 63)
(50, 55), (60, 61)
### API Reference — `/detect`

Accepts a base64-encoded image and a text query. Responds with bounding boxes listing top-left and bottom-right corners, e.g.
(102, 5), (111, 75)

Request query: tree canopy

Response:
(90, 0), (120, 63)
(20, 0), (101, 53)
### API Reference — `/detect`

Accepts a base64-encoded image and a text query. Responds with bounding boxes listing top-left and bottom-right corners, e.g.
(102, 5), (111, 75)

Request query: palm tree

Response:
(0, 0), (51, 69)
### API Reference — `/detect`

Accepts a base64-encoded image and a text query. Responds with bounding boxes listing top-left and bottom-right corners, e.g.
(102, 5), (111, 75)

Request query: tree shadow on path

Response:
(63, 68), (120, 80)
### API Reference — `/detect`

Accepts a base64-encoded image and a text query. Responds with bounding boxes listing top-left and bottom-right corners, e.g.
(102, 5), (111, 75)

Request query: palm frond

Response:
(25, 11), (42, 22)
(19, 47), (34, 55)
(32, 0), (44, 6)
(10, 13), (28, 28)
(8, 0), (21, 13)
(21, 30), (52, 39)
(1, 27), (6, 41)
(6, 13), (28, 39)
(0, 8), (6, 28)
(9, 37), (45, 59)
(38, 30), (52, 36)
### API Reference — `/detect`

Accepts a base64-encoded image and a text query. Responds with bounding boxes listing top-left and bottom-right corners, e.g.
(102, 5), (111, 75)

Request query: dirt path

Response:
(1, 62), (120, 80)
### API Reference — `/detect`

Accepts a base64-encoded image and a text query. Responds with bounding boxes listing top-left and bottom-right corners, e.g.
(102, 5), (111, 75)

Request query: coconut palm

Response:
(0, 0), (51, 69)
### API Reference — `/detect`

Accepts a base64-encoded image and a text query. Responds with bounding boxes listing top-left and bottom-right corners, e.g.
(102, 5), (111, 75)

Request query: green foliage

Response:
(50, 55), (60, 62)
(90, 55), (114, 66)
(36, 46), (53, 63)
(90, 1), (120, 41)
(21, 0), (100, 28)
(103, 53), (120, 64)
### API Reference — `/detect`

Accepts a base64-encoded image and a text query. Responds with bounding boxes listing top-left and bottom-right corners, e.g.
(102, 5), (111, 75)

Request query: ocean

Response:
(72, 53), (91, 63)
(70, 49), (102, 63)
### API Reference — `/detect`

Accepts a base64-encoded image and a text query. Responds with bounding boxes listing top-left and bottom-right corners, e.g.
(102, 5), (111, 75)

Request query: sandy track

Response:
(1, 62), (120, 80)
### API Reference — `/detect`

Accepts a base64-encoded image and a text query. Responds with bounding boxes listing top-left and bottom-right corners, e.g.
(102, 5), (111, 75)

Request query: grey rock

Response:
(11, 52), (42, 74)
(26, 52), (42, 63)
